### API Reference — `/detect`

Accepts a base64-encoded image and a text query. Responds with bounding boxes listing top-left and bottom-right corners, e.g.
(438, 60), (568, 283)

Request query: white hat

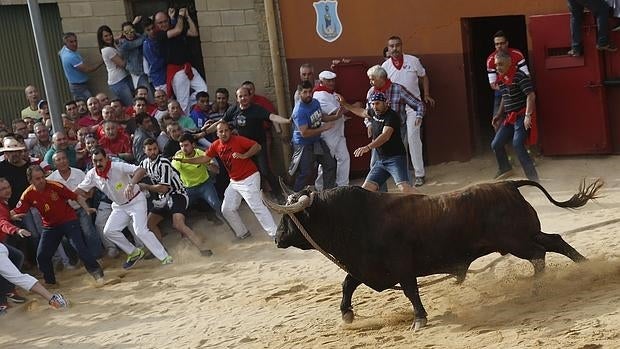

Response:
(319, 70), (337, 80)
(0, 138), (26, 152)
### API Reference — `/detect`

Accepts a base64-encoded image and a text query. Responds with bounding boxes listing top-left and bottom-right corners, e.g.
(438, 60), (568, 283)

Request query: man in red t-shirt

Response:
(12, 165), (103, 285)
(485, 31), (530, 116)
(99, 120), (134, 163)
(174, 122), (277, 240)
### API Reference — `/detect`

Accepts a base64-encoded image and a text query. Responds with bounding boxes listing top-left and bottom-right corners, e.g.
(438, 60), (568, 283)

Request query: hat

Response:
(0, 138), (26, 152)
(369, 92), (387, 102)
(318, 70), (337, 80)
(37, 99), (48, 109)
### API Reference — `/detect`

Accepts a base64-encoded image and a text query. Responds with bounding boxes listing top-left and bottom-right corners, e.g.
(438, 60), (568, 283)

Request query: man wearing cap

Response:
(352, 92), (413, 193)
(313, 70), (349, 189)
(289, 80), (337, 191)
(21, 85), (41, 120)
(59, 33), (103, 100)
(382, 36), (435, 187)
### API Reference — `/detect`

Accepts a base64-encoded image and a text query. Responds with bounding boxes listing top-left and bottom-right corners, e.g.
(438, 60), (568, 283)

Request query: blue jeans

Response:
(366, 154), (409, 187)
(0, 244), (24, 297)
(491, 115), (539, 181)
(37, 220), (102, 284)
(187, 178), (224, 220)
(69, 83), (92, 101)
(109, 75), (135, 107)
(292, 141), (336, 192)
(568, 0), (611, 50)
(77, 208), (103, 259)
(369, 149), (388, 192)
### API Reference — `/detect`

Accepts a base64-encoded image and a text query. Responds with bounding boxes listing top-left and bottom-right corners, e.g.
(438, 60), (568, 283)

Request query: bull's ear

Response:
(279, 177), (295, 196)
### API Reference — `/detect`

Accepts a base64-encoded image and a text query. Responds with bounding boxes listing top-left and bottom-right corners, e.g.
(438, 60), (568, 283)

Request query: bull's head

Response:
(262, 179), (316, 250)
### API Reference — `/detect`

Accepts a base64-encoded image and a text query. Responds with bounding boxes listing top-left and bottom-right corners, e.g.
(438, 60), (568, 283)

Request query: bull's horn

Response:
(262, 192), (313, 214)
(279, 177), (295, 197)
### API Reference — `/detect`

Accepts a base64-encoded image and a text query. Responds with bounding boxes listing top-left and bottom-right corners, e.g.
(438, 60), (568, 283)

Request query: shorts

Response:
(150, 193), (189, 216)
(365, 154), (409, 187)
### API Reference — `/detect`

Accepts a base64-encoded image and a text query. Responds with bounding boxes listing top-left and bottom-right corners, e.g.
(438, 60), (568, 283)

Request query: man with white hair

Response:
(382, 36), (435, 187)
(313, 70), (349, 189)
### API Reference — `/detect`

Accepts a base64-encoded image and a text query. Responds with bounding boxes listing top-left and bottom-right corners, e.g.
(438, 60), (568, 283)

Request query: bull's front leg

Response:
(401, 278), (428, 331)
(340, 273), (361, 323)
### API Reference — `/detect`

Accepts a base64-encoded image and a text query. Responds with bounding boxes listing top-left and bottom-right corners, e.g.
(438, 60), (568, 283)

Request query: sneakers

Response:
(567, 48), (582, 57)
(0, 305), (7, 316)
(596, 43), (618, 52)
(49, 293), (69, 309)
(238, 231), (252, 240)
(6, 291), (27, 304)
(122, 248), (145, 270)
(161, 256), (174, 265)
(200, 249), (213, 257)
(414, 177), (425, 187)
(494, 168), (513, 180)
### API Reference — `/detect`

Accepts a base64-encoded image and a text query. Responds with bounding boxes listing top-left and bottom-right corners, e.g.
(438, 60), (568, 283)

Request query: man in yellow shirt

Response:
(172, 134), (227, 227)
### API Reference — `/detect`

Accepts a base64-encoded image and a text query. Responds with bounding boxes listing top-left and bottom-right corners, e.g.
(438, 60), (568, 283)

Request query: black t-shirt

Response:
(369, 108), (406, 157)
(163, 138), (181, 159)
(0, 160), (29, 208)
(156, 29), (189, 65)
(222, 104), (270, 144)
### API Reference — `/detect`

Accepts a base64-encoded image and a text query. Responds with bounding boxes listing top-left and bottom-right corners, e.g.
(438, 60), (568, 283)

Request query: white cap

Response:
(318, 70), (337, 80)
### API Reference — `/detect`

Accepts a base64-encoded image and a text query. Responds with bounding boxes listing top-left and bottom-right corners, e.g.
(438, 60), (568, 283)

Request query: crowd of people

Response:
(0, 3), (543, 316)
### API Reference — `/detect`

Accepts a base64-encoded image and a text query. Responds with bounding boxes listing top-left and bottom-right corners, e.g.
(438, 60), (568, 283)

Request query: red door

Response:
(333, 62), (371, 176)
(529, 13), (611, 155)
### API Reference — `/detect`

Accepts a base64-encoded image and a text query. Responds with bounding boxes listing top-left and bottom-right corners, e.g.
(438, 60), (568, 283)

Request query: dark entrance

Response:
(461, 15), (528, 153)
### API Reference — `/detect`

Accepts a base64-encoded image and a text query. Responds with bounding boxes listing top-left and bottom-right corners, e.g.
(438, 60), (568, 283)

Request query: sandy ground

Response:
(2, 153), (620, 349)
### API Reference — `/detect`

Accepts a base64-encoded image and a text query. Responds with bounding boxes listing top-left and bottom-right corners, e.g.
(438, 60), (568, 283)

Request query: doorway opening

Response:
(461, 15), (528, 153)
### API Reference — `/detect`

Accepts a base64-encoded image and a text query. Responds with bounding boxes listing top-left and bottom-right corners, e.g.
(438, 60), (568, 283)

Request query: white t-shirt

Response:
(313, 90), (345, 139)
(101, 46), (128, 85)
(47, 168), (86, 209)
(77, 162), (141, 205)
(382, 54), (426, 98)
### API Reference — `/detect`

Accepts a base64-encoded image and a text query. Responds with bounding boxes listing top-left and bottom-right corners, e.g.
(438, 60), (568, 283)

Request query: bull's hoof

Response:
(342, 310), (355, 324)
(410, 317), (427, 331)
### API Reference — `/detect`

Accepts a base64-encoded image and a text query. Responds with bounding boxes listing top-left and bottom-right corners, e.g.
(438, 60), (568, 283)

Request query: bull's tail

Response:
(511, 179), (603, 208)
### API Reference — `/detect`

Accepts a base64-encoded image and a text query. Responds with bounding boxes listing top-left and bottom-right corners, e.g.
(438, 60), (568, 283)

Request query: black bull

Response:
(263, 179), (602, 330)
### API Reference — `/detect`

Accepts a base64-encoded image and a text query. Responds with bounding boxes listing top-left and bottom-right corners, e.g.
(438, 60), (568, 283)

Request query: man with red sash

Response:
(490, 50), (539, 182)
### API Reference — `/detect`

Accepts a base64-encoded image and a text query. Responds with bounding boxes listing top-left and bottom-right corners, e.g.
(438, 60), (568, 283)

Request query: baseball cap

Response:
(318, 70), (337, 80)
(0, 138), (26, 152)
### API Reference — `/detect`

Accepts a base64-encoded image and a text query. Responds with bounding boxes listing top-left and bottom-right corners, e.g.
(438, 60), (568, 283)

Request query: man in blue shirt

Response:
(58, 33), (103, 100)
(290, 81), (337, 191)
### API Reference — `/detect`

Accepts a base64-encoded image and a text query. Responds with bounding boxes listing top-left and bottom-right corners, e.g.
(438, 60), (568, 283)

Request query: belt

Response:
(120, 191), (140, 205)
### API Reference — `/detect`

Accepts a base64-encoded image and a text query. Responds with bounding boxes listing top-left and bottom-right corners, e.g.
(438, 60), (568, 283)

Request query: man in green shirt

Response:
(171, 133), (227, 226)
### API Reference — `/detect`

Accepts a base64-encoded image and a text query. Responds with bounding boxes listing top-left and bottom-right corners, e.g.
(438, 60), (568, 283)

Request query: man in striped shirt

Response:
(139, 138), (213, 256)
(490, 50), (539, 182)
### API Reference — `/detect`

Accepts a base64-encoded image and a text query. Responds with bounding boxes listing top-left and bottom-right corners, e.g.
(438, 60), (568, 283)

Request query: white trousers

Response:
(315, 135), (350, 190)
(103, 194), (169, 260)
(221, 172), (277, 238)
(405, 105), (425, 178)
(171, 67), (208, 114)
(0, 244), (37, 291)
(96, 202), (139, 250)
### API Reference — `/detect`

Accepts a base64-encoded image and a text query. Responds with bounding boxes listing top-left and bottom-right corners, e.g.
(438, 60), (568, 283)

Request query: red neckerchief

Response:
(497, 64), (517, 86)
(313, 84), (333, 93)
(391, 55), (404, 70)
(374, 79), (392, 94)
(95, 160), (112, 180)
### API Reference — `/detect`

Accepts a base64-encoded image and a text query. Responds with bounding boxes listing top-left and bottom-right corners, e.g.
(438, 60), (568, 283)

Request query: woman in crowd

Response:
(97, 25), (134, 106)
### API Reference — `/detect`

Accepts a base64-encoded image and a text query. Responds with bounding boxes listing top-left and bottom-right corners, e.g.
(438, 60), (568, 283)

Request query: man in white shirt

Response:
(381, 36), (435, 187)
(76, 147), (173, 269)
(313, 70), (349, 189)
(47, 150), (104, 259)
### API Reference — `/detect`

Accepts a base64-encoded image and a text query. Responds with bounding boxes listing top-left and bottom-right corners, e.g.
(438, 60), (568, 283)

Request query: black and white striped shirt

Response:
(499, 71), (534, 113)
(140, 155), (186, 195)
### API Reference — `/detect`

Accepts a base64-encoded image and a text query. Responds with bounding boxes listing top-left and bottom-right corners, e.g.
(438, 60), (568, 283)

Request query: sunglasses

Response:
(123, 29), (135, 35)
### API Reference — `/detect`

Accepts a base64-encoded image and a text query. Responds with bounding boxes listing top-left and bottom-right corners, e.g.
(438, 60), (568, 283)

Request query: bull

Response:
(263, 179), (602, 330)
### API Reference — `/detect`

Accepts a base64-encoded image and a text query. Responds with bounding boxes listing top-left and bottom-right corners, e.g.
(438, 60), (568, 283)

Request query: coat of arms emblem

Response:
(313, 0), (342, 42)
